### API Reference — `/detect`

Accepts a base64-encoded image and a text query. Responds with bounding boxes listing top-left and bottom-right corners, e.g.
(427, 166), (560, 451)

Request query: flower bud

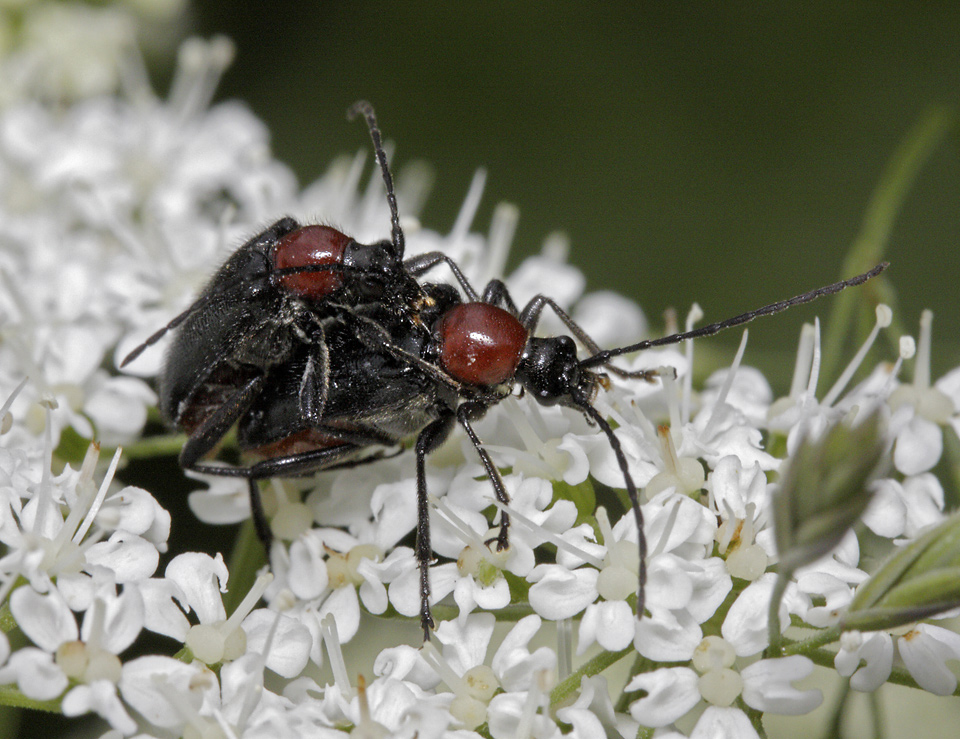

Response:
(773, 410), (884, 574)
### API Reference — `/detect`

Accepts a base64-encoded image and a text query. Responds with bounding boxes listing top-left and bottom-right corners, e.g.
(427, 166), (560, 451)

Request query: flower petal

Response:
(741, 656), (822, 714)
(626, 666), (700, 727)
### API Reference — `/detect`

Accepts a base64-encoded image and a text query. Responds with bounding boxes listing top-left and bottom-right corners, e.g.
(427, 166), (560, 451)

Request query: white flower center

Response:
(597, 539), (640, 601)
(56, 640), (122, 684)
(692, 636), (743, 706)
(716, 502), (769, 581)
(326, 543), (382, 589)
(646, 424), (704, 499)
(464, 664), (498, 701)
(420, 643), (501, 729)
(457, 534), (510, 586)
(185, 621), (247, 665)
(270, 500), (314, 540)
(449, 695), (489, 730)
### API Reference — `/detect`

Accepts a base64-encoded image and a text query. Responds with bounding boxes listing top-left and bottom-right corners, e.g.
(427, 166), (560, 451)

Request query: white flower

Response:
(862, 473), (945, 539)
(707, 455), (773, 581)
(835, 630), (894, 692)
(119, 655), (219, 733)
(626, 666), (701, 728)
(739, 656), (821, 713)
(896, 623), (960, 695)
(683, 706), (761, 739)
(270, 525), (408, 647)
(626, 641), (820, 728)
(389, 494), (515, 624)
(721, 574), (807, 656)
(0, 435), (165, 610)
(793, 531), (868, 628)
(425, 613), (556, 732)
(2, 585), (142, 732)
(889, 311), (958, 475)
(555, 675), (635, 739)
(139, 552), (294, 674)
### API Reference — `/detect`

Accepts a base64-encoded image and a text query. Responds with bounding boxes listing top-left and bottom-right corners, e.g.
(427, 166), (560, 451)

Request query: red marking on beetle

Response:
(274, 226), (350, 298)
(437, 303), (527, 387)
(254, 429), (347, 459)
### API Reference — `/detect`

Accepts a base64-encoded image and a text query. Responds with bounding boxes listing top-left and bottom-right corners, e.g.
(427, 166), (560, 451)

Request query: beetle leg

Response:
(187, 442), (368, 549)
(479, 278), (520, 316)
(414, 411), (457, 640)
(178, 375), (266, 470)
(298, 329), (329, 426)
(457, 402), (510, 552)
(404, 251), (480, 301)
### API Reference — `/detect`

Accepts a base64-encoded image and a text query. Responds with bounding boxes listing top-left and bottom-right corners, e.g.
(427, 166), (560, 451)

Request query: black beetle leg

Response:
(457, 402), (510, 551)
(414, 411), (457, 640)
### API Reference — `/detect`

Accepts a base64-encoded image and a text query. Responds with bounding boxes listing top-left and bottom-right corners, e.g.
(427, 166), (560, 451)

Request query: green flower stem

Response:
(614, 653), (654, 713)
(0, 602), (17, 633)
(223, 519), (267, 615)
(782, 625), (842, 656)
(636, 726), (655, 739)
(741, 698), (767, 738)
(823, 678), (851, 739)
(765, 572), (790, 657)
(549, 646), (633, 707)
(430, 602), (536, 623)
(0, 685), (60, 713)
(870, 690), (887, 739)
(120, 433), (189, 459)
(943, 427), (960, 508)
(823, 105), (955, 380)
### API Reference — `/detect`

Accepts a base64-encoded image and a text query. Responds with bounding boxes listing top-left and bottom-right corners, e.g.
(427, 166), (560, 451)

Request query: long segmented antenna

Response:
(347, 100), (405, 260)
(119, 298), (208, 367)
(580, 262), (888, 370)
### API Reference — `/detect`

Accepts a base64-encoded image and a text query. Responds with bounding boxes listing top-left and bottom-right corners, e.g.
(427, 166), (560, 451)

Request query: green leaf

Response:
(822, 106), (955, 383)
(848, 512), (960, 613)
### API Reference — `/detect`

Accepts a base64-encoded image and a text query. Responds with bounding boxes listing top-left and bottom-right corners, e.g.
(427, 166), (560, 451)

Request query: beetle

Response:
(120, 102), (475, 539)
(125, 102), (888, 639)
(351, 263), (889, 637)
(123, 103), (476, 371)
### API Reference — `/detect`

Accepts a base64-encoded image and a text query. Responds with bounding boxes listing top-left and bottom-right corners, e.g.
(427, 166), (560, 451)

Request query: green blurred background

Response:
(190, 2), (960, 384)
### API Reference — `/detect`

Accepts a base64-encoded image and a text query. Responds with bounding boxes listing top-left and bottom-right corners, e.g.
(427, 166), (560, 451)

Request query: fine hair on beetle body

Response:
(124, 100), (889, 640)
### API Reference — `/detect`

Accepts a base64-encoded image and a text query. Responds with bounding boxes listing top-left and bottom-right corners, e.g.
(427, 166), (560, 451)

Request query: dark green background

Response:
(191, 2), (960, 384)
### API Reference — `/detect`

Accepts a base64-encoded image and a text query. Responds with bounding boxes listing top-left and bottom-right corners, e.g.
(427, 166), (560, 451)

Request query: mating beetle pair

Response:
(124, 102), (887, 639)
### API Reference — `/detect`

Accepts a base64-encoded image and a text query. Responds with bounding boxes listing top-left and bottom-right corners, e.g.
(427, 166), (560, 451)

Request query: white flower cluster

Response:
(1, 34), (959, 739)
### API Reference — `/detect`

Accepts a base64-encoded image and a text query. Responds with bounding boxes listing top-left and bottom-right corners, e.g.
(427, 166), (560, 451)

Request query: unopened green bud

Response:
(842, 512), (960, 632)
(773, 410), (885, 575)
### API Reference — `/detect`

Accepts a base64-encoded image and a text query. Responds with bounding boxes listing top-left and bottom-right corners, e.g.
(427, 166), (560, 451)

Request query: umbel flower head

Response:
(0, 23), (959, 739)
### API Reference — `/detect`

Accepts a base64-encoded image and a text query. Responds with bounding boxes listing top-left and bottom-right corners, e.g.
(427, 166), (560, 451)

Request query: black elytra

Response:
(123, 101), (889, 641)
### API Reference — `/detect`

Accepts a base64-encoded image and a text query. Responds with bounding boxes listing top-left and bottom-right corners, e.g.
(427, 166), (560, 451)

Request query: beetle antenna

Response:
(119, 296), (212, 367)
(347, 100), (405, 261)
(581, 262), (888, 370)
(573, 390), (647, 619)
